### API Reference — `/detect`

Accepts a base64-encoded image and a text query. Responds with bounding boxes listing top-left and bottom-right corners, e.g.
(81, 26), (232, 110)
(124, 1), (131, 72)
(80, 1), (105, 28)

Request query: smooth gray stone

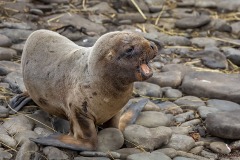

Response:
(134, 82), (162, 97)
(181, 71), (240, 103)
(175, 15), (211, 29)
(97, 128), (124, 152)
(207, 99), (240, 111)
(43, 146), (69, 160)
(164, 134), (195, 151)
(127, 152), (171, 160)
(123, 125), (172, 151)
(206, 110), (240, 139)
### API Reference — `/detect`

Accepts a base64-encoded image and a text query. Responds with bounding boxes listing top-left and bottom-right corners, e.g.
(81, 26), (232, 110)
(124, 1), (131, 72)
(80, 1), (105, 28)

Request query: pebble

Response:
(88, 2), (117, 14)
(206, 99), (240, 111)
(173, 157), (196, 160)
(153, 148), (177, 158)
(201, 150), (218, 159)
(229, 140), (240, 150)
(11, 43), (25, 55)
(164, 134), (195, 151)
(195, 50), (228, 69)
(0, 105), (9, 118)
(0, 28), (33, 43)
(0, 61), (21, 76)
(175, 15), (211, 29)
(15, 140), (39, 160)
(2, 115), (34, 135)
(206, 110), (240, 139)
(174, 110), (195, 123)
(4, 71), (26, 92)
(43, 146), (69, 160)
(0, 47), (17, 61)
(135, 111), (171, 127)
(97, 128), (124, 152)
(52, 117), (70, 133)
(195, 0), (216, 8)
(147, 71), (182, 88)
(170, 127), (192, 135)
(80, 151), (120, 159)
(181, 71), (240, 104)
(0, 133), (17, 148)
(209, 142), (231, 154)
(44, 13), (106, 33)
(34, 127), (54, 137)
(174, 96), (205, 110)
(157, 101), (183, 115)
(114, 148), (142, 159)
(74, 157), (110, 160)
(197, 106), (219, 119)
(189, 146), (204, 155)
(29, 8), (44, 16)
(0, 148), (12, 160)
(164, 88), (183, 98)
(158, 35), (192, 46)
(123, 125), (172, 151)
(180, 119), (201, 127)
(191, 37), (219, 48)
(15, 130), (38, 146)
(28, 110), (52, 129)
(127, 152), (171, 160)
(133, 82), (162, 97)
(222, 47), (240, 66)
(0, 34), (12, 47)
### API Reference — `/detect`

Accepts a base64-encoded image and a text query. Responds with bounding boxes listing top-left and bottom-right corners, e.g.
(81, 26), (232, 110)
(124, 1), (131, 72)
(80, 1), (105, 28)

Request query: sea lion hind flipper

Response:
(9, 92), (33, 113)
(30, 114), (97, 151)
(30, 133), (95, 151)
(118, 98), (148, 131)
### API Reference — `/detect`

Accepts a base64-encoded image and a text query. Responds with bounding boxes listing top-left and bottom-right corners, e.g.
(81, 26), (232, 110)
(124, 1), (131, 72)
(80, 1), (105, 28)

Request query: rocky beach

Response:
(0, 0), (240, 159)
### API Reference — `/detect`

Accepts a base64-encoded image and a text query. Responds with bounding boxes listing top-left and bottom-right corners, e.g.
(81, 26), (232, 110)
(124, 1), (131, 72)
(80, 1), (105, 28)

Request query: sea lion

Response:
(10, 30), (158, 151)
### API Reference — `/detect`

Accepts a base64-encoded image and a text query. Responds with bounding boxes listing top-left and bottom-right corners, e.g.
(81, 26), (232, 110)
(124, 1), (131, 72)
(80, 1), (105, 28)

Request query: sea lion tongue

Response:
(139, 63), (153, 79)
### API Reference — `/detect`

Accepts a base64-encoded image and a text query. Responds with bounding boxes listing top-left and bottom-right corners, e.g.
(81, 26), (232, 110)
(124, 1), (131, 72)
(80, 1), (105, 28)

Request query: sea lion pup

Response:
(10, 30), (158, 151)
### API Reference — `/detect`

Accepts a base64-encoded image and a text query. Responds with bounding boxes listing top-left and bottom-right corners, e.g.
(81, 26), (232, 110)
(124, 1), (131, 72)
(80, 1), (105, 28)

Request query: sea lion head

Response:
(90, 31), (159, 86)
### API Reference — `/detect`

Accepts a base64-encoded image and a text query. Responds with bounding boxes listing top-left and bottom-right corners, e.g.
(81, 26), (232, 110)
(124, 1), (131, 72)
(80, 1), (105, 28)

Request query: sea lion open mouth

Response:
(136, 61), (153, 81)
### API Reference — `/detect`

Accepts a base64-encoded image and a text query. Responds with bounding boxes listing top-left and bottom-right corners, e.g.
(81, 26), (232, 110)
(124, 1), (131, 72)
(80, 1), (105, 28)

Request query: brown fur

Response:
(21, 30), (157, 150)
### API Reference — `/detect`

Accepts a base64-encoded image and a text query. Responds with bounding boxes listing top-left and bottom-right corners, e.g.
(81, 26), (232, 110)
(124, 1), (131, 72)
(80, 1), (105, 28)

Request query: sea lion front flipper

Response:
(31, 114), (97, 151)
(9, 92), (33, 113)
(118, 98), (148, 131)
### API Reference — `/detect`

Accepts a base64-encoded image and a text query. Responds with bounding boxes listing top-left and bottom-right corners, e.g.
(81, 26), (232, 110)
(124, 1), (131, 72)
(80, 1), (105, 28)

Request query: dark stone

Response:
(175, 15), (211, 29)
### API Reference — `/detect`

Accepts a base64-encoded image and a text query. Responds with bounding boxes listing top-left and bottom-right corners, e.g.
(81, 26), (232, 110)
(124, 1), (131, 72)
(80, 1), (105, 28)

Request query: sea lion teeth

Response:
(9, 29), (159, 151)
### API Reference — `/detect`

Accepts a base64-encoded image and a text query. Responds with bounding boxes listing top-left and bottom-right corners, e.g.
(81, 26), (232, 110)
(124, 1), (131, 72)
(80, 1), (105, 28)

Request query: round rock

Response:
(0, 34), (12, 47)
(123, 125), (172, 151)
(97, 128), (124, 152)
(209, 142), (231, 154)
(133, 82), (162, 97)
(127, 152), (171, 160)
(206, 110), (240, 139)
(207, 99), (240, 111)
(135, 111), (171, 127)
(2, 115), (34, 135)
(43, 146), (69, 160)
(164, 134), (195, 151)
(174, 96), (205, 110)
(175, 15), (211, 29)
(164, 88), (183, 98)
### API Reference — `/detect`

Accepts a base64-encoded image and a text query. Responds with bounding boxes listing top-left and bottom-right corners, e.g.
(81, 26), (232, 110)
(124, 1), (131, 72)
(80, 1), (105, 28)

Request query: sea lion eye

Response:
(126, 47), (134, 53)
(124, 47), (134, 58)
